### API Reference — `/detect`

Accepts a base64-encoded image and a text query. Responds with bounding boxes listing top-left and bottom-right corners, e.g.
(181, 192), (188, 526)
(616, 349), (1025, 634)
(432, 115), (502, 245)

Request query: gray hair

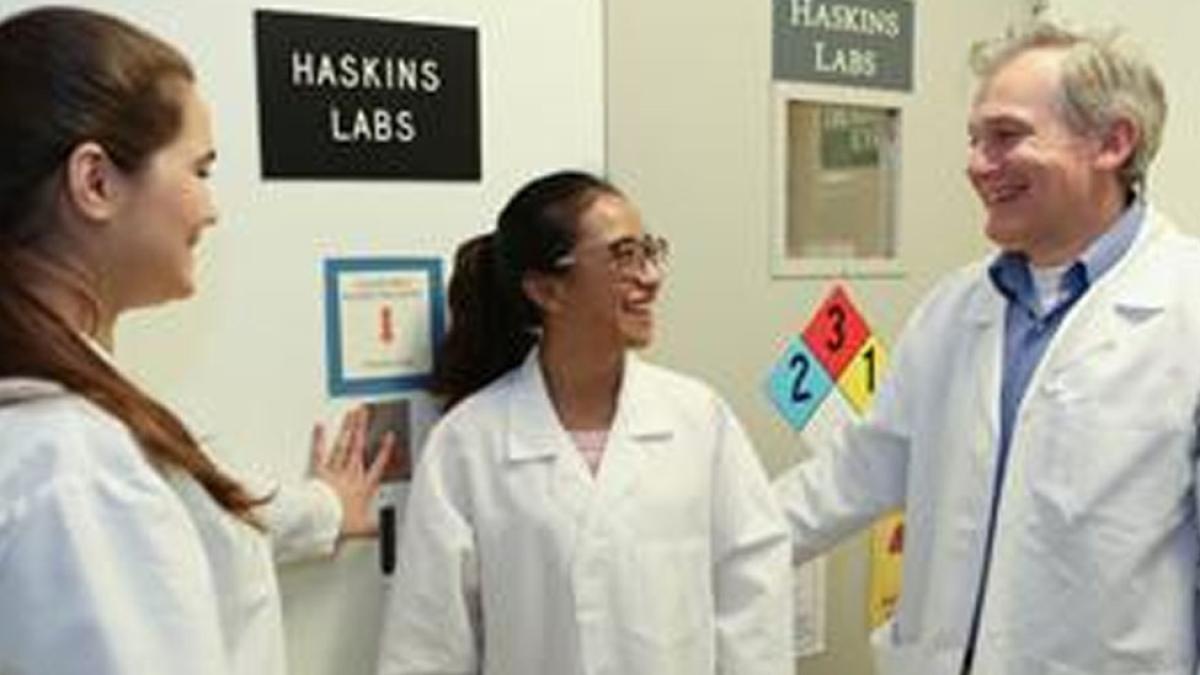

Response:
(971, 22), (1166, 192)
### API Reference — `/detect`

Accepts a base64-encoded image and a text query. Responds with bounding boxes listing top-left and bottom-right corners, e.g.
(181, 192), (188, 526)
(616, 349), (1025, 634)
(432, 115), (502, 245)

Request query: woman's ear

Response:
(521, 272), (565, 316)
(62, 141), (125, 223)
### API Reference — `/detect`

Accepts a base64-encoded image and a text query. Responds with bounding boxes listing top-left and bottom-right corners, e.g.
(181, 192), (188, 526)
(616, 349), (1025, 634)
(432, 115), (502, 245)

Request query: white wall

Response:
(1043, 0), (1200, 231)
(0, 0), (605, 673)
(605, 1), (1033, 673)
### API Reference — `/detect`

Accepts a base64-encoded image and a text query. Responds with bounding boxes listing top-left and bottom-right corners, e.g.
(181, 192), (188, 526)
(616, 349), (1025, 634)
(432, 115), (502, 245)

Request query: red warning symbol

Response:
(380, 306), (394, 344)
(801, 285), (870, 378)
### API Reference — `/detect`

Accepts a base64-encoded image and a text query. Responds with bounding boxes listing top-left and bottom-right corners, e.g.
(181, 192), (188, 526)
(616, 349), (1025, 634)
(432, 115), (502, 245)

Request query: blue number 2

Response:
(790, 353), (812, 404)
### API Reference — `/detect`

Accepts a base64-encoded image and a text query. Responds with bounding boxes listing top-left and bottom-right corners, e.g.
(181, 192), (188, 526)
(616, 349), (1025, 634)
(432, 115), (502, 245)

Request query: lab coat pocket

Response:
(1033, 407), (1190, 530)
(621, 538), (710, 648)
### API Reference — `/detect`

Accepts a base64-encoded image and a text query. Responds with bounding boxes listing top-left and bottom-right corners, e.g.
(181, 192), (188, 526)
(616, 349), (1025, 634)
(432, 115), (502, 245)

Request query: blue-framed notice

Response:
(324, 257), (445, 396)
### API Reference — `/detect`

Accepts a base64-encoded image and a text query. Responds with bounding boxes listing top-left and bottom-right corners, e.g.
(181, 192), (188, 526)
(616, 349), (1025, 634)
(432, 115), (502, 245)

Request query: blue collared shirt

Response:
(960, 200), (1145, 672)
(991, 201), (1144, 455)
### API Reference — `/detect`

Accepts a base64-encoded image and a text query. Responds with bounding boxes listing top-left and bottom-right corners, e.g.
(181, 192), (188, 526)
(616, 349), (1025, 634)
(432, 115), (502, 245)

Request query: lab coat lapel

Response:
(963, 275), (1005, 466)
(505, 351), (567, 462)
(588, 354), (674, 514)
(505, 350), (596, 548)
(1043, 215), (1169, 377)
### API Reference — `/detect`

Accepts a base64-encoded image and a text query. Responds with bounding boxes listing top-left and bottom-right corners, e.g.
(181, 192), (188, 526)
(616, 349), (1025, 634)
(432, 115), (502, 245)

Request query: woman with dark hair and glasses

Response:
(379, 170), (791, 675)
(0, 7), (391, 674)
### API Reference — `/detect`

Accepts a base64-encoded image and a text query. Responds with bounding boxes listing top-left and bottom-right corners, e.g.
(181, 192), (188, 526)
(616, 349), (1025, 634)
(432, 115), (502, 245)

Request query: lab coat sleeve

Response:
(0, 458), (228, 674)
(255, 478), (343, 564)
(773, 310), (917, 563)
(377, 426), (480, 675)
(711, 399), (794, 675)
(210, 454), (342, 564)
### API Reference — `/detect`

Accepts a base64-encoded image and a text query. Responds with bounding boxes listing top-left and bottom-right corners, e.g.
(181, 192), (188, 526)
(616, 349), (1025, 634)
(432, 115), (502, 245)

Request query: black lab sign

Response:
(254, 10), (480, 180)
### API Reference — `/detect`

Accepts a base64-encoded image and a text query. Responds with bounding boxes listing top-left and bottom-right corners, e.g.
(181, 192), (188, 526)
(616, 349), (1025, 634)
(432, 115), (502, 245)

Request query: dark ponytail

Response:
(431, 170), (621, 409)
(429, 233), (535, 410)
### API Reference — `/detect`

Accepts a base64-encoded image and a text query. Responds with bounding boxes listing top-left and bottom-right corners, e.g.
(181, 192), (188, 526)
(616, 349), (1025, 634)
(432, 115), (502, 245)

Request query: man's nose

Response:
(966, 142), (997, 180)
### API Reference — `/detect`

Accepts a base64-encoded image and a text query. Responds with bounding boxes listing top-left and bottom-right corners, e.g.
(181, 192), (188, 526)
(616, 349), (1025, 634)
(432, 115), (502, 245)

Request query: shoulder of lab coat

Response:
(0, 381), (230, 674)
(772, 256), (997, 562)
(1138, 206), (1200, 284)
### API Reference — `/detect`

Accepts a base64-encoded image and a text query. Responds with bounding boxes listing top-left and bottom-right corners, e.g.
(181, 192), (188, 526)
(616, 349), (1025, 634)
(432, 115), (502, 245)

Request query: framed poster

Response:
(324, 257), (445, 396)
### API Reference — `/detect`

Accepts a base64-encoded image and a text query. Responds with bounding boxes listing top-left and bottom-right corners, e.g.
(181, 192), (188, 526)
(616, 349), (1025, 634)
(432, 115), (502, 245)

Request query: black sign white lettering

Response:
(255, 10), (480, 180)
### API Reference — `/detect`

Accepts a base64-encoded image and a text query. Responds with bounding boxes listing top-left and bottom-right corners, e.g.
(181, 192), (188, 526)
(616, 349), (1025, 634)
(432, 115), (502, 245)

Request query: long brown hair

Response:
(0, 7), (264, 522)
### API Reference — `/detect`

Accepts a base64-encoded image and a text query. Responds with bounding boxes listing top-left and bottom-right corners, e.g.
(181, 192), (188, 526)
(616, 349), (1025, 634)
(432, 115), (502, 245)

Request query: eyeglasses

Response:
(555, 233), (670, 278)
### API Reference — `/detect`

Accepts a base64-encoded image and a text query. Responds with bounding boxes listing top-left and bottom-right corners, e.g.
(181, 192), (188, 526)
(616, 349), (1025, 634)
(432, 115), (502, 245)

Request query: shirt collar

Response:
(988, 199), (1145, 309)
(1079, 199), (1144, 283)
(505, 347), (672, 462)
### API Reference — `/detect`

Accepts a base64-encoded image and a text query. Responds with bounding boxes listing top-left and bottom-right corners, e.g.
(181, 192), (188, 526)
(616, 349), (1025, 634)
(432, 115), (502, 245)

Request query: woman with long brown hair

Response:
(0, 7), (391, 673)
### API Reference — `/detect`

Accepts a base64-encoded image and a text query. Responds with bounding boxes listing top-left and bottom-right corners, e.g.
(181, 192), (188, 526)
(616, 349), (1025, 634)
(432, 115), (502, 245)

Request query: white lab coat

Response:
(0, 378), (342, 675)
(775, 207), (1200, 675)
(378, 350), (792, 675)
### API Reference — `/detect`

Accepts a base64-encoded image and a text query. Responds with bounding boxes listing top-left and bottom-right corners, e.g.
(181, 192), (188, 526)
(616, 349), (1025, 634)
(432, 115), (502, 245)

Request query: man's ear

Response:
(1094, 116), (1138, 174)
(521, 272), (565, 316)
(62, 141), (125, 222)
